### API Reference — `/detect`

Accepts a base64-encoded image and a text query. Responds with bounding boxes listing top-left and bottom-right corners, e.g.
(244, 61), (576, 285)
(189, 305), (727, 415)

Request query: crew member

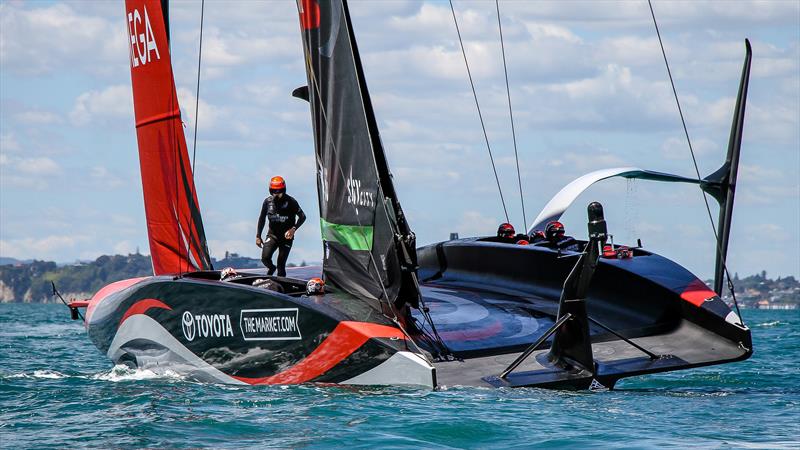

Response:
(256, 176), (306, 277)
(530, 230), (546, 243)
(496, 223), (516, 243)
(253, 278), (285, 292)
(306, 277), (325, 295)
(543, 221), (578, 250)
(496, 222), (530, 245)
(220, 267), (241, 281)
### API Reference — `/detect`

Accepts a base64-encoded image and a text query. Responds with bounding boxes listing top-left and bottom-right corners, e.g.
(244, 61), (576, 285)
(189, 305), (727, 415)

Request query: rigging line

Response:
(449, 0), (510, 224)
(495, 0), (526, 229)
(647, 0), (743, 322)
(165, 17), (182, 274)
(191, 0), (205, 174)
(185, 0), (205, 274)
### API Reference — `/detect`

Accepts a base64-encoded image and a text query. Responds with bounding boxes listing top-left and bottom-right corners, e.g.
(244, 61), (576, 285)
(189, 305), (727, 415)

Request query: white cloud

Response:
(89, 166), (125, 189)
(207, 239), (253, 261)
(112, 240), (137, 255)
(69, 85), (133, 126)
(524, 22), (583, 43)
(0, 154), (61, 190)
(737, 164), (799, 206)
(0, 235), (91, 260)
(455, 210), (500, 237)
(0, 2), (127, 77)
(661, 136), (719, 160)
(176, 87), (230, 134)
(0, 134), (21, 153)
(14, 110), (63, 125)
(15, 157), (60, 176)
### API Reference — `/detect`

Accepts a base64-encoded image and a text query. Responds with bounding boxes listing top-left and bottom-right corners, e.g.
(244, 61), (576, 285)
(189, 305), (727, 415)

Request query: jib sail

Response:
(295, 0), (420, 308)
(125, 0), (212, 275)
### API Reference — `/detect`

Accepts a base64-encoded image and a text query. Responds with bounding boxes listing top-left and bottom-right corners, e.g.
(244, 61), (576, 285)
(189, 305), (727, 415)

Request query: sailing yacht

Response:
(68, 0), (751, 389)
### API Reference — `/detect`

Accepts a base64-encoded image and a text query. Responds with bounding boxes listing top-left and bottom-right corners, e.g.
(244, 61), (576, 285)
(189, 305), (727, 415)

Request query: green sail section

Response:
(320, 219), (373, 252)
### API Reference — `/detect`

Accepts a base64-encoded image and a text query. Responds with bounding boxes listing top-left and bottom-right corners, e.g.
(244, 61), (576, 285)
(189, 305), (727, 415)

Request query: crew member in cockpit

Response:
(496, 223), (531, 245)
(256, 176), (306, 277)
(496, 223), (517, 243)
(543, 221), (579, 250)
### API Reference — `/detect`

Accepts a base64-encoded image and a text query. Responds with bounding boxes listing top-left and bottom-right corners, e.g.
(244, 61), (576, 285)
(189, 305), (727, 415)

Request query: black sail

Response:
(296, 0), (420, 308)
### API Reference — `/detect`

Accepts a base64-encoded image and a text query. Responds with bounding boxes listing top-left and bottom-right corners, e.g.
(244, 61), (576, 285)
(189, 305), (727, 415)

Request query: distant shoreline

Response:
(1, 253), (798, 308)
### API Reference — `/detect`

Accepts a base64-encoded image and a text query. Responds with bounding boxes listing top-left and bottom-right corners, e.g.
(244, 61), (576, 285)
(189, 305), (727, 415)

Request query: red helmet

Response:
(306, 277), (325, 295)
(497, 223), (515, 239)
(516, 239), (529, 246)
(545, 221), (565, 242)
(269, 176), (286, 194)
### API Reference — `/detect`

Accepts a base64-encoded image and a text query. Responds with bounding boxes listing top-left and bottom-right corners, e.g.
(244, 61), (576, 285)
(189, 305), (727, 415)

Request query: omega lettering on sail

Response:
(181, 311), (234, 342)
(126, 5), (161, 69)
(239, 308), (302, 341)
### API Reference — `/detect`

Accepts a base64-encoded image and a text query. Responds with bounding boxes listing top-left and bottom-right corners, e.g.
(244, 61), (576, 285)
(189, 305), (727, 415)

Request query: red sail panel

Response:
(125, 0), (212, 275)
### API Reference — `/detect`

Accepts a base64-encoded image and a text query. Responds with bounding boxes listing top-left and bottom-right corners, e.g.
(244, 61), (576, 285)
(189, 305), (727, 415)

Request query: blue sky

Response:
(1, 0), (798, 280)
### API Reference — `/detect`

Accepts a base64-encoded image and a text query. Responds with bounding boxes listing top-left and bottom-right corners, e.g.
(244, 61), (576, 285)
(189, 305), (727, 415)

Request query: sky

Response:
(0, 0), (798, 280)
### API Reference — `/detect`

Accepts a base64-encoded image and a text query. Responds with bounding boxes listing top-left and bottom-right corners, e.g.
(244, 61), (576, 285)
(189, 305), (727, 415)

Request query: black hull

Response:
(78, 238), (750, 390)
(415, 238), (752, 388)
(84, 273), (435, 387)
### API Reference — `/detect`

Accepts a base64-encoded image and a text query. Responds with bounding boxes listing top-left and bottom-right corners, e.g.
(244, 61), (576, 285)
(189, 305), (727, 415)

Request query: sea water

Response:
(1, 304), (797, 448)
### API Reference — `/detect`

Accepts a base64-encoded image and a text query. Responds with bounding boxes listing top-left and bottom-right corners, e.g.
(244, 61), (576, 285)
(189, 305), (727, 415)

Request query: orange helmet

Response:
(269, 176), (286, 194)
(306, 277), (325, 295)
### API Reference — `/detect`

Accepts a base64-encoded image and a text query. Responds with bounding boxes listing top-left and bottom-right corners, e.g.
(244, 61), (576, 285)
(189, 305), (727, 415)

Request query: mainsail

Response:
(296, 0), (420, 307)
(125, 0), (212, 275)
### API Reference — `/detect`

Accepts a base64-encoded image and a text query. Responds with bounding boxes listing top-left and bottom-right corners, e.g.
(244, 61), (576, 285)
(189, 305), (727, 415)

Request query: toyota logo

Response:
(182, 311), (195, 341)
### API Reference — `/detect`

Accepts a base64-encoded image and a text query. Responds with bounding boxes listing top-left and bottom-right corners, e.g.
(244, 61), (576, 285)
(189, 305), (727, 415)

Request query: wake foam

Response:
(91, 364), (186, 382)
(7, 369), (68, 379)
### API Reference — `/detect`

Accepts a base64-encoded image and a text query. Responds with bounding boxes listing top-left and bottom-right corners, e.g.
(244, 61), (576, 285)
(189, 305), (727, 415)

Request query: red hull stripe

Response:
(86, 277), (149, 324)
(119, 298), (172, 327)
(680, 279), (717, 307)
(232, 321), (405, 385)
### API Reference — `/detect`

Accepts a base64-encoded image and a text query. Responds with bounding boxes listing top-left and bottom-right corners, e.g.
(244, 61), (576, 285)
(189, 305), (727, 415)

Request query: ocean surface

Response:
(0, 304), (797, 449)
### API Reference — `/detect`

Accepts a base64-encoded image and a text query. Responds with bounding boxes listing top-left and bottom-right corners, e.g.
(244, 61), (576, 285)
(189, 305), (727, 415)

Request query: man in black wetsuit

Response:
(256, 176), (306, 277)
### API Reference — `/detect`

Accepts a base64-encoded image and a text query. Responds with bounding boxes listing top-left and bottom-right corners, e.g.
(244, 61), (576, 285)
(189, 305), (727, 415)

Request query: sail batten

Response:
(297, 0), (419, 307)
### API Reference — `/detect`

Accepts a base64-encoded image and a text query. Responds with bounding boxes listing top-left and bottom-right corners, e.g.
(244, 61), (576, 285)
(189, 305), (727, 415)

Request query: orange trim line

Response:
(680, 279), (718, 307)
(135, 108), (181, 128)
(232, 321), (405, 385)
(119, 298), (172, 327)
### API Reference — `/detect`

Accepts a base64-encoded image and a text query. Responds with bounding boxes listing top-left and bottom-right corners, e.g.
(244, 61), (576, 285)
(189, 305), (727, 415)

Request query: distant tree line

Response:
(1, 251), (791, 305)
(0, 252), (308, 303)
(0, 254), (152, 302)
